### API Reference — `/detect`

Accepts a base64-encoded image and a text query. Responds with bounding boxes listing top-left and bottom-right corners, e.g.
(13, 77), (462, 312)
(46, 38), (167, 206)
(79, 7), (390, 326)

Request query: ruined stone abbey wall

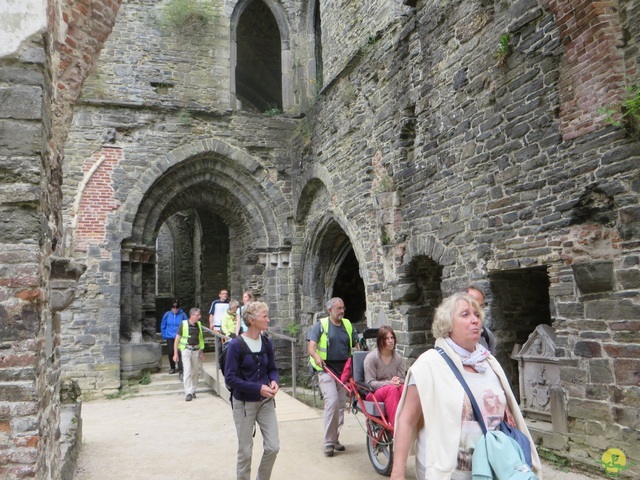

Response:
(0, 0), (639, 477)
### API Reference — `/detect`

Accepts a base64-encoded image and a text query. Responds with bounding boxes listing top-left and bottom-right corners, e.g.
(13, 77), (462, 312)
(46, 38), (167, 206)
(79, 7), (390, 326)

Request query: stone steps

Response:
(123, 370), (214, 398)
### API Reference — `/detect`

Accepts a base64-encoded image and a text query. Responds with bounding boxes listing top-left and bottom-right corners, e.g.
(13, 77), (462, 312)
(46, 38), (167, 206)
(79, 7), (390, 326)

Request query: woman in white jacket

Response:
(391, 292), (541, 480)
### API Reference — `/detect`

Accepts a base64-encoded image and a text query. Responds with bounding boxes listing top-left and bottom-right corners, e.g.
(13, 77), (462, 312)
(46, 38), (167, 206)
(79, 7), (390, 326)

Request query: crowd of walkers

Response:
(161, 286), (541, 480)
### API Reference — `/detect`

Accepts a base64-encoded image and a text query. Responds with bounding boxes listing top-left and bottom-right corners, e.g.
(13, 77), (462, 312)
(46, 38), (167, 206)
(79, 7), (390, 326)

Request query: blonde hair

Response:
(243, 301), (268, 327)
(431, 293), (484, 339)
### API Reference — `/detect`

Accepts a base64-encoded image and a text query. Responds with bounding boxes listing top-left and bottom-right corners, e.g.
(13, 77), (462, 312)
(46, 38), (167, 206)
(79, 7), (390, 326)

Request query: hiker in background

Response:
(236, 290), (255, 336)
(221, 299), (240, 338)
(174, 308), (205, 402)
(160, 300), (187, 374)
(466, 285), (496, 355)
(391, 292), (540, 480)
(224, 301), (279, 480)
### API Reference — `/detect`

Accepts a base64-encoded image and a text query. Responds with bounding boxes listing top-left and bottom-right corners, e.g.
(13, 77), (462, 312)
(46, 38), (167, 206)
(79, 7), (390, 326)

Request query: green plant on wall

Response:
(157, 0), (215, 32)
(599, 85), (640, 134)
(177, 109), (192, 126)
(284, 323), (301, 337)
(264, 105), (282, 116)
(494, 34), (510, 67)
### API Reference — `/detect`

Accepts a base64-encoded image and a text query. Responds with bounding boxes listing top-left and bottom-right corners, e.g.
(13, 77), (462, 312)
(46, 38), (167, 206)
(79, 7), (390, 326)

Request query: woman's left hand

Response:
(269, 380), (279, 395)
(504, 404), (516, 426)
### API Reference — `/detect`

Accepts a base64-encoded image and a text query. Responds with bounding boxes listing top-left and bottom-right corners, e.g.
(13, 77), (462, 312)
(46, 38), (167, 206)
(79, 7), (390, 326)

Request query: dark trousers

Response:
(166, 338), (183, 372)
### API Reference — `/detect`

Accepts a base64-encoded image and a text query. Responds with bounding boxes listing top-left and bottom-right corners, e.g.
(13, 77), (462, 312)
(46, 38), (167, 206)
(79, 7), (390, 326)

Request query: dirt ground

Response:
(74, 390), (601, 480)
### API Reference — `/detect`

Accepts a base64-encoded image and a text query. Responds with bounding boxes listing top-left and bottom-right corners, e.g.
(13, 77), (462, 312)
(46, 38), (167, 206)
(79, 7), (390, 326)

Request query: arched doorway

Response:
(300, 217), (366, 332)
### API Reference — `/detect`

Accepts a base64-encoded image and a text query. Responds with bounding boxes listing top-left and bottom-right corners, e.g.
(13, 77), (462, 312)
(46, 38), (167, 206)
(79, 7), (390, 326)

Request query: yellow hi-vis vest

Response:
(309, 317), (353, 371)
(178, 320), (205, 351)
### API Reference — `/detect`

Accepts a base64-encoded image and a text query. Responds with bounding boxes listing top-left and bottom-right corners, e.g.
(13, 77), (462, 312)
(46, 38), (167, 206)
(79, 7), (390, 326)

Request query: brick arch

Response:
(53, 0), (123, 144)
(117, 137), (290, 247)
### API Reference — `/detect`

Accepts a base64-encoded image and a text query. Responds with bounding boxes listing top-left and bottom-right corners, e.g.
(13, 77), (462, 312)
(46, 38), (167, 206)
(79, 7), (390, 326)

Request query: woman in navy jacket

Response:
(160, 301), (187, 374)
(224, 301), (280, 480)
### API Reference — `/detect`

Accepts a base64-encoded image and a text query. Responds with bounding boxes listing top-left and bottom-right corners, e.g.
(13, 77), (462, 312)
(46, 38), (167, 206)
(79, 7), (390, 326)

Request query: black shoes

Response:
(169, 368), (176, 374)
(186, 394), (193, 402)
(324, 445), (334, 457)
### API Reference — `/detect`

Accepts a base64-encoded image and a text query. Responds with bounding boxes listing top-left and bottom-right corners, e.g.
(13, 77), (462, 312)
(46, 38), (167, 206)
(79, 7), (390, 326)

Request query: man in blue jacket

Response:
(161, 300), (187, 374)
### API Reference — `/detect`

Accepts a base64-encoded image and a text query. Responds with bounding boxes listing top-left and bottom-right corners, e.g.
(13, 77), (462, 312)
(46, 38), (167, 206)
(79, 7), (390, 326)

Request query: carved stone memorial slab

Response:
(512, 324), (560, 422)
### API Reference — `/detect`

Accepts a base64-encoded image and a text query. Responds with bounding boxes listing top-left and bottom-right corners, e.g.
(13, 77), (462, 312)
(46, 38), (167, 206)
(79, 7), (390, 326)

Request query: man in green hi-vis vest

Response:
(174, 307), (205, 402)
(307, 297), (359, 457)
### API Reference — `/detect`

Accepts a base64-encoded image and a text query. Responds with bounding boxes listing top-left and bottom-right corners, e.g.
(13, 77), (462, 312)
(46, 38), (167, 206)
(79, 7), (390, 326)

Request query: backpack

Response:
(221, 335), (270, 390)
(218, 337), (250, 381)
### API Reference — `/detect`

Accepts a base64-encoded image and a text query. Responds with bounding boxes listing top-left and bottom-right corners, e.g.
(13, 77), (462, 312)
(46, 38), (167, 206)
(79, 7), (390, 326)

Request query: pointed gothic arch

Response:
(230, 0), (294, 112)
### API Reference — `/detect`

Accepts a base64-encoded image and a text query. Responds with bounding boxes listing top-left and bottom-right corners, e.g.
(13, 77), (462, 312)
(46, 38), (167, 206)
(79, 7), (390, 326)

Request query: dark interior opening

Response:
(488, 266), (552, 400)
(332, 249), (366, 328)
(236, 0), (282, 112)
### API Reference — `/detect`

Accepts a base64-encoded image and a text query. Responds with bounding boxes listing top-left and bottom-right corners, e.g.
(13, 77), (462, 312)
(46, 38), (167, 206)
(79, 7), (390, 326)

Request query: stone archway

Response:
(67, 137), (294, 385)
(299, 213), (367, 330)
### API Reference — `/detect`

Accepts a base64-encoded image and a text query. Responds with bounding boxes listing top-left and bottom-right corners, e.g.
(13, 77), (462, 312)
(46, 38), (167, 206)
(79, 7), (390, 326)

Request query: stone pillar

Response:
(120, 246), (132, 342)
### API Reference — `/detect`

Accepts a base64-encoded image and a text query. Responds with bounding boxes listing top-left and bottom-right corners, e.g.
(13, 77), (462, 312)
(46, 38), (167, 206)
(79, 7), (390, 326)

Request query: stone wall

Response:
(1, 0), (638, 477)
(294, 0), (640, 472)
(0, 0), (121, 475)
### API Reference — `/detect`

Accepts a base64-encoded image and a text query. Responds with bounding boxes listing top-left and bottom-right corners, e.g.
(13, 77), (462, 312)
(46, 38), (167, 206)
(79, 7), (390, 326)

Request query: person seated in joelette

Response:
(363, 326), (405, 426)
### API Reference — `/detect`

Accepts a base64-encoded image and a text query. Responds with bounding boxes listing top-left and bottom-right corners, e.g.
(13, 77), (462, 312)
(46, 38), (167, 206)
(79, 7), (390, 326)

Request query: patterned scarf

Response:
(445, 337), (490, 373)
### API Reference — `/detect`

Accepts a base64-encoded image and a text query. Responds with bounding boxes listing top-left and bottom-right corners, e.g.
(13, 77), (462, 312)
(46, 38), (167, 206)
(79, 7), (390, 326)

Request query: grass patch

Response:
(538, 447), (571, 472)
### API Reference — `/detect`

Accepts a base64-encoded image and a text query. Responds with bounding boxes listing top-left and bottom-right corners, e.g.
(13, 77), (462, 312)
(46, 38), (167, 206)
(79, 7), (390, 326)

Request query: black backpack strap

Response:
(436, 346), (487, 434)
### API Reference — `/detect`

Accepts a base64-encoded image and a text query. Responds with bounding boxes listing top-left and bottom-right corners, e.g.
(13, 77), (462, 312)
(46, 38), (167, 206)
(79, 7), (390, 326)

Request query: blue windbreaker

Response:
(161, 308), (187, 339)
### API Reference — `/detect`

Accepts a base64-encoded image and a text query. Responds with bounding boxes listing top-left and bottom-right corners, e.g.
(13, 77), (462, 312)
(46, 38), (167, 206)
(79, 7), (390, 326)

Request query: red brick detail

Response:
(75, 147), (122, 252)
(542, 0), (626, 141)
(604, 344), (640, 358)
(13, 436), (39, 449)
(53, 0), (123, 111)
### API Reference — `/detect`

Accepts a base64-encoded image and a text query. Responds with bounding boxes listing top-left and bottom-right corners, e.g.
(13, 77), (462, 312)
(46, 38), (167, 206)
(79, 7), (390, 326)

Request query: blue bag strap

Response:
(436, 346), (487, 435)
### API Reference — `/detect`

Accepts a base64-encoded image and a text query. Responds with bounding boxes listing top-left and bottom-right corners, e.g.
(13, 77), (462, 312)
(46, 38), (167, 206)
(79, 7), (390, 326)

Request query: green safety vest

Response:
(309, 317), (353, 371)
(178, 320), (205, 351)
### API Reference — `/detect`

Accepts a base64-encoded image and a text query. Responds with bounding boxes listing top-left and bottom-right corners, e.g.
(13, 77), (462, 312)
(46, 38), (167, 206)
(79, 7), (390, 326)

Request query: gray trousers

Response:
(181, 348), (199, 395)
(318, 371), (347, 448)
(232, 397), (280, 480)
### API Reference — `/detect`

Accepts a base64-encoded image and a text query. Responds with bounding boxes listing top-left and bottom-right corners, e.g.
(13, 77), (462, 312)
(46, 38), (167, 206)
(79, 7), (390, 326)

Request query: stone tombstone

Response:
(513, 324), (560, 422)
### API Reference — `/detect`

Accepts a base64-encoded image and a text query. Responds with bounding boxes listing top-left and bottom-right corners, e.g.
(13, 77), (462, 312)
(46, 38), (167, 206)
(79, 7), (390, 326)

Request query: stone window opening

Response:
(230, 0), (293, 113)
(487, 266), (552, 401)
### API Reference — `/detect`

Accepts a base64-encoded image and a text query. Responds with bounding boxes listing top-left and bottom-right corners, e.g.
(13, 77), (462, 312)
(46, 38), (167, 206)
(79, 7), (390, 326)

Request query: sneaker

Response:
(192, 392), (196, 399)
(168, 368), (176, 374)
(324, 445), (334, 457)
(185, 394), (193, 402)
(334, 442), (345, 452)
(179, 372), (183, 381)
